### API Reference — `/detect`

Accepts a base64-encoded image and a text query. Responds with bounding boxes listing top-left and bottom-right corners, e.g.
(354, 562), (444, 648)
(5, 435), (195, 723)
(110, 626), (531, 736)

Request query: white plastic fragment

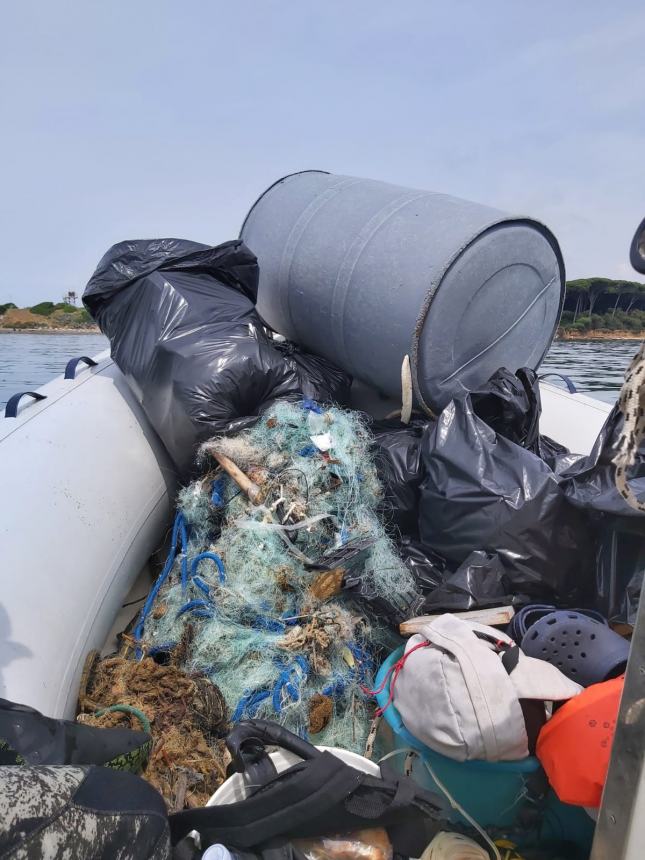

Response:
(310, 432), (333, 451)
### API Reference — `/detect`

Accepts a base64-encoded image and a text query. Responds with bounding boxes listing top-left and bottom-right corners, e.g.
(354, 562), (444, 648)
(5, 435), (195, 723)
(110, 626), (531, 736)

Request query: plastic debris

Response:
(83, 239), (351, 474)
(294, 828), (393, 860)
(137, 401), (421, 754)
(77, 652), (229, 809)
(421, 831), (489, 860)
(311, 432), (334, 451)
(371, 418), (426, 538)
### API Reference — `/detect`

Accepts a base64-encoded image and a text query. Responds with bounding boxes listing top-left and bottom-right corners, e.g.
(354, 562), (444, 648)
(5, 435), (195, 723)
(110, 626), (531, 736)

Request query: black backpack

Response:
(170, 720), (446, 857)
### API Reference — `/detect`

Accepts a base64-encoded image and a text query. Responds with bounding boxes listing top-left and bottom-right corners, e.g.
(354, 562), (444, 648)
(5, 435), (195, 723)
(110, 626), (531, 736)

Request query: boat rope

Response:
(190, 551), (226, 584)
(614, 340), (645, 512)
(133, 511), (188, 652)
(230, 656), (311, 724)
(94, 704), (151, 734)
(175, 599), (214, 619)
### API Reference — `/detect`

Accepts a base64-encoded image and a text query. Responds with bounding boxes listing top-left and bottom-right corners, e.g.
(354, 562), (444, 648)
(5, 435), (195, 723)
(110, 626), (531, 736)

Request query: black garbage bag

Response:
(273, 341), (352, 404)
(548, 404), (645, 623)
(399, 537), (447, 593)
(376, 366), (642, 616)
(418, 395), (592, 604)
(470, 366), (571, 466)
(399, 541), (513, 612)
(557, 404), (645, 516)
(313, 537), (425, 627)
(342, 570), (424, 627)
(370, 369), (559, 543)
(83, 239), (350, 474)
(538, 433), (578, 472)
(371, 418), (427, 537)
(418, 550), (512, 612)
(470, 367), (541, 453)
(593, 515), (645, 624)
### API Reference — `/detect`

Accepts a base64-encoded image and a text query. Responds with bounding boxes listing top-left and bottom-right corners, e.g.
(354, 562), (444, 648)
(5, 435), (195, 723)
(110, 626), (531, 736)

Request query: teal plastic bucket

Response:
(375, 647), (594, 854)
(375, 646), (539, 827)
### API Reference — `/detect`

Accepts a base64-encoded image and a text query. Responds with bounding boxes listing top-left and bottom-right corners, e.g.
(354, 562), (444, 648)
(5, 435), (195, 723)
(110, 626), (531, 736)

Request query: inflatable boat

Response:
(0, 350), (177, 718)
(0, 347), (611, 719)
(3, 179), (644, 860)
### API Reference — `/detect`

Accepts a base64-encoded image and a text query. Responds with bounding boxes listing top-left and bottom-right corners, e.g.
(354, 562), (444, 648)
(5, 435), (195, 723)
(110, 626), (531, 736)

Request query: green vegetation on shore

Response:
(558, 277), (645, 336)
(3, 276), (645, 336)
(0, 300), (95, 330)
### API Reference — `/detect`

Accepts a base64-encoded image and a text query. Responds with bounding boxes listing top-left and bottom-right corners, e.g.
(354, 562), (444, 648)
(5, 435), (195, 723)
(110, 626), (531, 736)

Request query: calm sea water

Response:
(539, 339), (641, 404)
(0, 333), (641, 411)
(0, 333), (108, 410)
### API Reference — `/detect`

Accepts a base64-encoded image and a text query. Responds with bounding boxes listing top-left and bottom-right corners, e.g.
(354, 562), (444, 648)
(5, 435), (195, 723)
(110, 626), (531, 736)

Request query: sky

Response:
(1, 0), (644, 305)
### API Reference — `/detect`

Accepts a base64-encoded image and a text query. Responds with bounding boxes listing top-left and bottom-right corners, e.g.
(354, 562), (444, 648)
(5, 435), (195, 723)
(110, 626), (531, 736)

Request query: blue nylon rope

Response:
(190, 551), (226, 584)
(301, 399), (322, 414)
(251, 614), (286, 633)
(298, 445), (317, 458)
(192, 576), (211, 596)
(232, 690), (271, 722)
(134, 511), (186, 652)
(211, 477), (226, 507)
(178, 515), (189, 589)
(148, 642), (176, 657)
(272, 656), (309, 713)
(176, 599), (214, 619)
(322, 677), (347, 699)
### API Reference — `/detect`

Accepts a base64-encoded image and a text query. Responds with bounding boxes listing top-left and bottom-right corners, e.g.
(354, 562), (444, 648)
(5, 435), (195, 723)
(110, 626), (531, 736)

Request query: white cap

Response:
(393, 614), (582, 762)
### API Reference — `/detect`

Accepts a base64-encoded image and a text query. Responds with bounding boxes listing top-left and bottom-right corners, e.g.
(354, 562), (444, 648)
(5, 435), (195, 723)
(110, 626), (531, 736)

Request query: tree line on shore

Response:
(3, 277), (645, 333)
(560, 277), (645, 333)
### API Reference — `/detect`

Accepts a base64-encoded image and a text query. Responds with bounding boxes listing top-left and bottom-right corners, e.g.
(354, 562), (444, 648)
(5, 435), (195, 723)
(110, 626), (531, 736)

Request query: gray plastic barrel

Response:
(241, 171), (565, 414)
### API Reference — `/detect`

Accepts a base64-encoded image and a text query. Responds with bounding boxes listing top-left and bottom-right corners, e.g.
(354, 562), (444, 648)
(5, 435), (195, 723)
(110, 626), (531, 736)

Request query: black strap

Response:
(538, 372), (577, 394)
(169, 752), (362, 848)
(472, 630), (521, 676)
(64, 355), (98, 379)
(170, 752), (443, 856)
(226, 720), (321, 789)
(4, 391), (46, 418)
(379, 763), (415, 811)
(501, 645), (521, 675)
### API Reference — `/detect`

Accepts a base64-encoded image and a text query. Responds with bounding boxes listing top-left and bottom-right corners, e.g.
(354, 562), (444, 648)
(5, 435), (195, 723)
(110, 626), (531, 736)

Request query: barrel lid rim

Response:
(410, 216), (566, 416)
(239, 170), (331, 238)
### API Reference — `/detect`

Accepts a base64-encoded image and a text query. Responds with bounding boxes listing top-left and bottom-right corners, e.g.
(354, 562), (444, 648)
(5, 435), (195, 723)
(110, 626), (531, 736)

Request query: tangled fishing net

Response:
(83, 401), (418, 797)
(78, 646), (229, 809)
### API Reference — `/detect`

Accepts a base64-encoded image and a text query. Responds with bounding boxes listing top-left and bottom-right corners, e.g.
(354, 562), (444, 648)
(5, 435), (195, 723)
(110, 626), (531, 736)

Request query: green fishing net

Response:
(140, 401), (417, 753)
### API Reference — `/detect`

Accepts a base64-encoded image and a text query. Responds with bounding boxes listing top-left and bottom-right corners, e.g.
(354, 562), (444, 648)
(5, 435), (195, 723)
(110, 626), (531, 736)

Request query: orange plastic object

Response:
(536, 676), (624, 808)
